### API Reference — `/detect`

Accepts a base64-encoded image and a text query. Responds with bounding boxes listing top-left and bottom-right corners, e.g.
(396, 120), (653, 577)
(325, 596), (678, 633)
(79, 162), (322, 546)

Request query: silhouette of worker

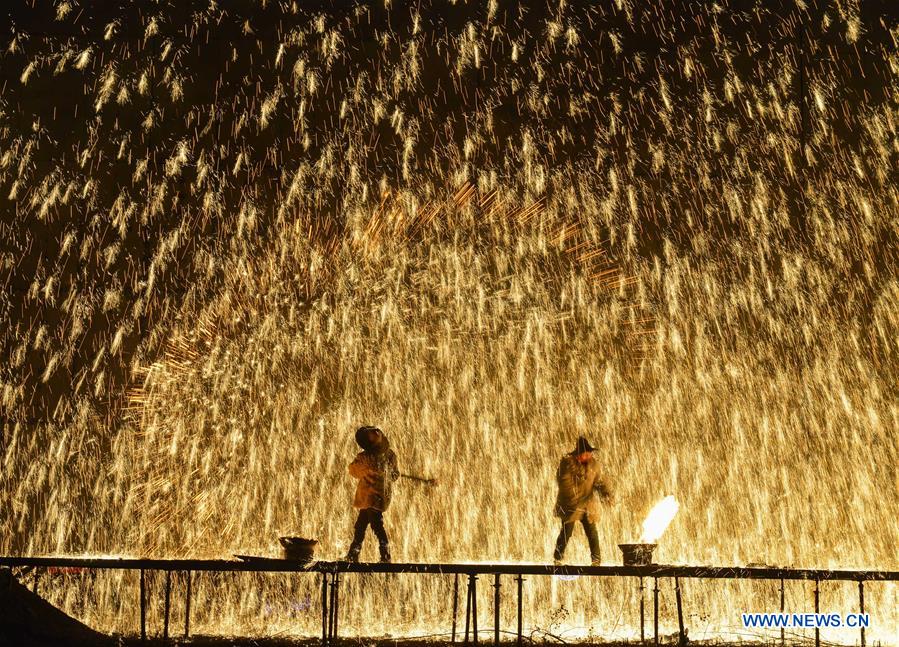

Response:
(345, 426), (399, 563)
(553, 436), (612, 565)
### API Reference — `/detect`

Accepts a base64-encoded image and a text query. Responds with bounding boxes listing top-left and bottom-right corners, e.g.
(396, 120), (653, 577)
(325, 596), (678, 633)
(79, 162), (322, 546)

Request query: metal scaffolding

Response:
(1, 556), (894, 646)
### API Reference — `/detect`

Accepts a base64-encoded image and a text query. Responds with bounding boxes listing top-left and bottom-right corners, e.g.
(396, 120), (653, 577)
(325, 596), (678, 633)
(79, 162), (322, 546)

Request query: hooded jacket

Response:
(554, 454), (611, 523)
(349, 441), (399, 511)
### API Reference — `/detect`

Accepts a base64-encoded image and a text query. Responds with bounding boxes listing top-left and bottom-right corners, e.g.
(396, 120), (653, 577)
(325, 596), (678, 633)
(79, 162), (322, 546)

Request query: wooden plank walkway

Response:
(1, 555), (896, 581)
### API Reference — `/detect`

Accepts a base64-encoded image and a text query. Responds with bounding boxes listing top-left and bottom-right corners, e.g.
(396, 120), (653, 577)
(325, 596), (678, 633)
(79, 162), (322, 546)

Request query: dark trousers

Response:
(554, 514), (601, 563)
(346, 508), (390, 561)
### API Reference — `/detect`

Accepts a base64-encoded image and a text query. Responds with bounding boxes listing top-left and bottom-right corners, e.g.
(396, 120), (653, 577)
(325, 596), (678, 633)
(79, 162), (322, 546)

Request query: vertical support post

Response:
(814, 580), (820, 647)
(493, 573), (501, 647)
(779, 578), (785, 647)
(516, 574), (524, 647)
(321, 571), (329, 647)
(472, 574), (479, 646)
(653, 577), (659, 647)
(32, 568), (39, 594)
(328, 572), (340, 644)
(334, 573), (340, 642)
(328, 573), (335, 644)
(674, 577), (685, 647)
(452, 573), (460, 644)
(139, 568), (147, 642)
(858, 580), (865, 647)
(184, 571), (192, 638)
(639, 577), (645, 644)
(464, 574), (473, 646)
(163, 570), (171, 641)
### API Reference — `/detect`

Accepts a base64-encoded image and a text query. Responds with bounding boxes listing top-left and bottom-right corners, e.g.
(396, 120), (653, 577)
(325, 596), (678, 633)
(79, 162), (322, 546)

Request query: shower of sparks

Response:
(0, 0), (898, 644)
(639, 495), (680, 544)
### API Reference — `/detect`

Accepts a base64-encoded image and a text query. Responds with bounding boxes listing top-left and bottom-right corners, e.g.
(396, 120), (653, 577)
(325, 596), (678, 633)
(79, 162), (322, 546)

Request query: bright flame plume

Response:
(640, 495), (680, 543)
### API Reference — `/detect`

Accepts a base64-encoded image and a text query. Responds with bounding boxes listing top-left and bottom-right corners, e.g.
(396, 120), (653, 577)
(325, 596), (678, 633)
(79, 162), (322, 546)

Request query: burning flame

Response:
(640, 496), (680, 543)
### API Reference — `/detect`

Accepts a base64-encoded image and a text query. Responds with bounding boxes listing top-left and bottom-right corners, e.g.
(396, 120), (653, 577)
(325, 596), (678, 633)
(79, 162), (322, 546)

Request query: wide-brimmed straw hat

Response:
(574, 436), (597, 454)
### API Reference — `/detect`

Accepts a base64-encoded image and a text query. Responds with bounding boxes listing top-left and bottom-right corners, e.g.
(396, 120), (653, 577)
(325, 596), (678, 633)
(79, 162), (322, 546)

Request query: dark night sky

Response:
(1, 0), (896, 429)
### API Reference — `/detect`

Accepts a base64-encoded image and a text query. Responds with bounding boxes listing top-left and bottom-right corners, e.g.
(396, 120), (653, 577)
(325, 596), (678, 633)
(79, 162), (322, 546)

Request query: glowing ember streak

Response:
(640, 496), (680, 544)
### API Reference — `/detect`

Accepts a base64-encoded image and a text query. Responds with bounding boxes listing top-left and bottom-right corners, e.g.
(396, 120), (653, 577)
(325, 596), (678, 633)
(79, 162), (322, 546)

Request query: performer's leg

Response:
(553, 519), (576, 562)
(346, 509), (371, 562)
(369, 510), (391, 562)
(581, 517), (601, 565)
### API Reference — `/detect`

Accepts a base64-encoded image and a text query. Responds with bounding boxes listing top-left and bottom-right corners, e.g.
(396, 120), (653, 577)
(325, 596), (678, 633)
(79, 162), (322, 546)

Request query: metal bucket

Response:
(279, 537), (318, 563)
(618, 543), (657, 566)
